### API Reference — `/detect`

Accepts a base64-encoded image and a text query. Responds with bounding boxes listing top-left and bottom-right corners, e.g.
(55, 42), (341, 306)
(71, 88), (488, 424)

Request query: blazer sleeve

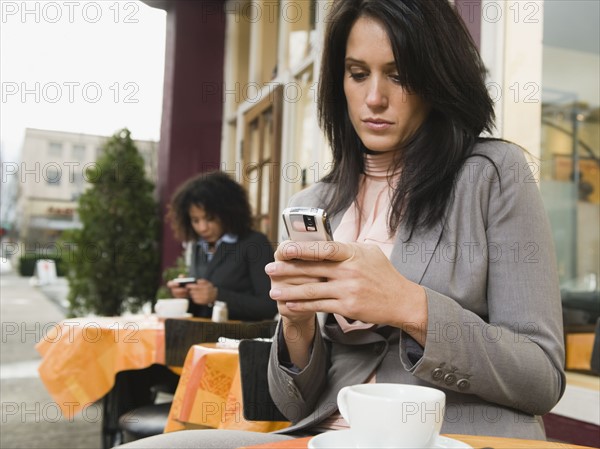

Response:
(268, 317), (329, 423)
(267, 186), (333, 422)
(216, 232), (278, 321)
(403, 144), (566, 416)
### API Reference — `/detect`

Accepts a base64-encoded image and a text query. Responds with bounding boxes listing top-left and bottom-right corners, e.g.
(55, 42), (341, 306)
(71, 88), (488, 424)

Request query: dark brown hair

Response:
(167, 171), (253, 241)
(318, 0), (495, 235)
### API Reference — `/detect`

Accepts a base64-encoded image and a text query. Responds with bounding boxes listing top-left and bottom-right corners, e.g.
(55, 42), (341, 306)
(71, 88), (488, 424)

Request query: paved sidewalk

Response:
(1, 271), (101, 449)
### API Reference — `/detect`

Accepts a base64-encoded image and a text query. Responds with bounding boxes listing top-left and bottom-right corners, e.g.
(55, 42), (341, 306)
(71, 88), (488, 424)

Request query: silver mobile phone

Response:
(282, 207), (334, 241)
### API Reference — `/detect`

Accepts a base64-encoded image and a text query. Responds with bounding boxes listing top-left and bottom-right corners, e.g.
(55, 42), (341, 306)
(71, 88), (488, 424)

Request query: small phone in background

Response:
(172, 277), (197, 286)
(282, 207), (334, 241)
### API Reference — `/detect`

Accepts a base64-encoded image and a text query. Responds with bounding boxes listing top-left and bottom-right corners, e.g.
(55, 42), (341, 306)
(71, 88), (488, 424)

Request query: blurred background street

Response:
(1, 267), (101, 449)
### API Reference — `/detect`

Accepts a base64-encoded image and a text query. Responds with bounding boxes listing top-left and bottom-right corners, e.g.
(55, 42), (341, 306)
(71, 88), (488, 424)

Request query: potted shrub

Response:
(63, 129), (160, 316)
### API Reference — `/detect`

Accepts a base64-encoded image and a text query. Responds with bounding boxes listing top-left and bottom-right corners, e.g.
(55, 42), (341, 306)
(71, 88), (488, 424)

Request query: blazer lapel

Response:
(390, 220), (444, 285)
(331, 204), (444, 285)
(203, 244), (228, 279)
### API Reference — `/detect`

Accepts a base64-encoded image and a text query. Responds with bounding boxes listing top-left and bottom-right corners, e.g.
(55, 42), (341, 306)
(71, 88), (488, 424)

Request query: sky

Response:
(0, 0), (167, 164)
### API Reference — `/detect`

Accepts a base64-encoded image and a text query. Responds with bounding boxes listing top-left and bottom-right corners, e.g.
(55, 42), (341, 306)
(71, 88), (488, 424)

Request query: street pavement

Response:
(1, 270), (101, 449)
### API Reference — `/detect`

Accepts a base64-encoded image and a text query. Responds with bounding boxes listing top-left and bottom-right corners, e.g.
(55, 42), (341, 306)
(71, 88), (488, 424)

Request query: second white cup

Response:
(154, 298), (189, 318)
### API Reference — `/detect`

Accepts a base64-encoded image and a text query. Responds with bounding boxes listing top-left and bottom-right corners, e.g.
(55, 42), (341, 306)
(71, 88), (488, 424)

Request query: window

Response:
(46, 166), (61, 186)
(539, 2), (599, 284)
(48, 142), (63, 158)
(242, 85), (283, 242)
(73, 171), (85, 198)
(72, 144), (86, 161)
(223, 0), (330, 240)
(538, 2), (599, 343)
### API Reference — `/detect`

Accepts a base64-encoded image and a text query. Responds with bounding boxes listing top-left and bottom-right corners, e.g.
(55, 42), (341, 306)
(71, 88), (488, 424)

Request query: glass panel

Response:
(291, 67), (320, 192)
(287, 0), (316, 68)
(236, 4), (251, 91)
(261, 0), (279, 82)
(247, 166), (260, 216)
(260, 163), (271, 215)
(72, 144), (86, 161)
(227, 121), (237, 161)
(540, 1), (599, 329)
(46, 167), (61, 186)
(263, 110), (273, 160)
(246, 119), (261, 216)
(249, 120), (261, 164)
(73, 172), (85, 200)
(48, 142), (62, 157)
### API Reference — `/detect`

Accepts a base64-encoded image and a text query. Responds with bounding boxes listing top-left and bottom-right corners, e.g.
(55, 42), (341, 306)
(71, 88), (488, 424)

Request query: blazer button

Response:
(443, 373), (457, 385)
(457, 379), (470, 391)
(431, 368), (444, 381)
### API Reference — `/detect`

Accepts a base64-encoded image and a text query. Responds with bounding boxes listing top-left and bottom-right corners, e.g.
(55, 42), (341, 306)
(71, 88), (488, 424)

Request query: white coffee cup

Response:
(154, 298), (189, 318)
(337, 383), (445, 448)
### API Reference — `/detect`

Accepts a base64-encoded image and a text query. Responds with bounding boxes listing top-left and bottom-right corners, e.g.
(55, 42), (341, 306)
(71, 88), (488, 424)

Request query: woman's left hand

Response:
(187, 279), (218, 305)
(267, 240), (428, 345)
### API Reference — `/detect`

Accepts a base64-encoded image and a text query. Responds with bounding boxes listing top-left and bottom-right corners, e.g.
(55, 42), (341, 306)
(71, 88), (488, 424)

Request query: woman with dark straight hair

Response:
(119, 1), (564, 447)
(318, 0), (496, 236)
(268, 0), (563, 442)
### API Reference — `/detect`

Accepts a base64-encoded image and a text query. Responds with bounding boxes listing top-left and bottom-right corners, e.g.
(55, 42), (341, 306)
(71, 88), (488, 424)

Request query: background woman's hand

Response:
(187, 279), (218, 305)
(167, 275), (190, 299)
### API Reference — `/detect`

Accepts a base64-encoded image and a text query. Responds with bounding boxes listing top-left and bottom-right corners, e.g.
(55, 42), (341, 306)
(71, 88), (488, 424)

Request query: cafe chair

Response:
(117, 318), (278, 445)
(103, 364), (180, 448)
(164, 318), (278, 366)
(238, 339), (288, 422)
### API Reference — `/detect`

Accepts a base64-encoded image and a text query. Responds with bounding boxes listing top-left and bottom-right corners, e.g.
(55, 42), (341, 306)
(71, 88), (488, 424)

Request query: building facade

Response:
(15, 128), (158, 246)
(146, 0), (598, 287)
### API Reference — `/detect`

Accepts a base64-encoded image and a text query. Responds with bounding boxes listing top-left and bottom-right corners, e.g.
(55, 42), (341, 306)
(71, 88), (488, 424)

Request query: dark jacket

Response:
(187, 230), (277, 321)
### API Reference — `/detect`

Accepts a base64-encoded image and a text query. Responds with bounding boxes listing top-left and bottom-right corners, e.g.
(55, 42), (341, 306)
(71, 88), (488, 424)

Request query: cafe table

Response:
(36, 314), (166, 418)
(239, 434), (597, 449)
(164, 342), (290, 433)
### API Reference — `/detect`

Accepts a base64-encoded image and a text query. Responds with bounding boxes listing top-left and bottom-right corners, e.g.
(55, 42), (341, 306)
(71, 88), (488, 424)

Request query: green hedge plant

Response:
(18, 254), (66, 277)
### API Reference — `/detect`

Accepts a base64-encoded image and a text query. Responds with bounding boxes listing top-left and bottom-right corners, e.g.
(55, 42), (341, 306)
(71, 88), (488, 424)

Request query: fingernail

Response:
(265, 263), (276, 274)
(270, 288), (281, 299)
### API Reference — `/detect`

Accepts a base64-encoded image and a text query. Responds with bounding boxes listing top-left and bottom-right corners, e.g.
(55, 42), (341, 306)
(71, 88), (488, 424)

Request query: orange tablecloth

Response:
(165, 343), (289, 433)
(36, 315), (166, 418)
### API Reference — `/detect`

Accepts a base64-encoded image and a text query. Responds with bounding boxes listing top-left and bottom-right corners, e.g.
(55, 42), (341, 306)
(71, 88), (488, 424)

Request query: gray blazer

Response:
(268, 141), (565, 439)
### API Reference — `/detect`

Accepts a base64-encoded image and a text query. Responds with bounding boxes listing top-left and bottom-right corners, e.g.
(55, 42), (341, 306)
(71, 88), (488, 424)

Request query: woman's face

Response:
(189, 205), (224, 244)
(343, 16), (429, 153)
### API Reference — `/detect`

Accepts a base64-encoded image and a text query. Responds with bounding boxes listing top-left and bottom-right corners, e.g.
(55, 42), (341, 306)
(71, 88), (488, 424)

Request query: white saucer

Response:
(308, 430), (472, 449)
